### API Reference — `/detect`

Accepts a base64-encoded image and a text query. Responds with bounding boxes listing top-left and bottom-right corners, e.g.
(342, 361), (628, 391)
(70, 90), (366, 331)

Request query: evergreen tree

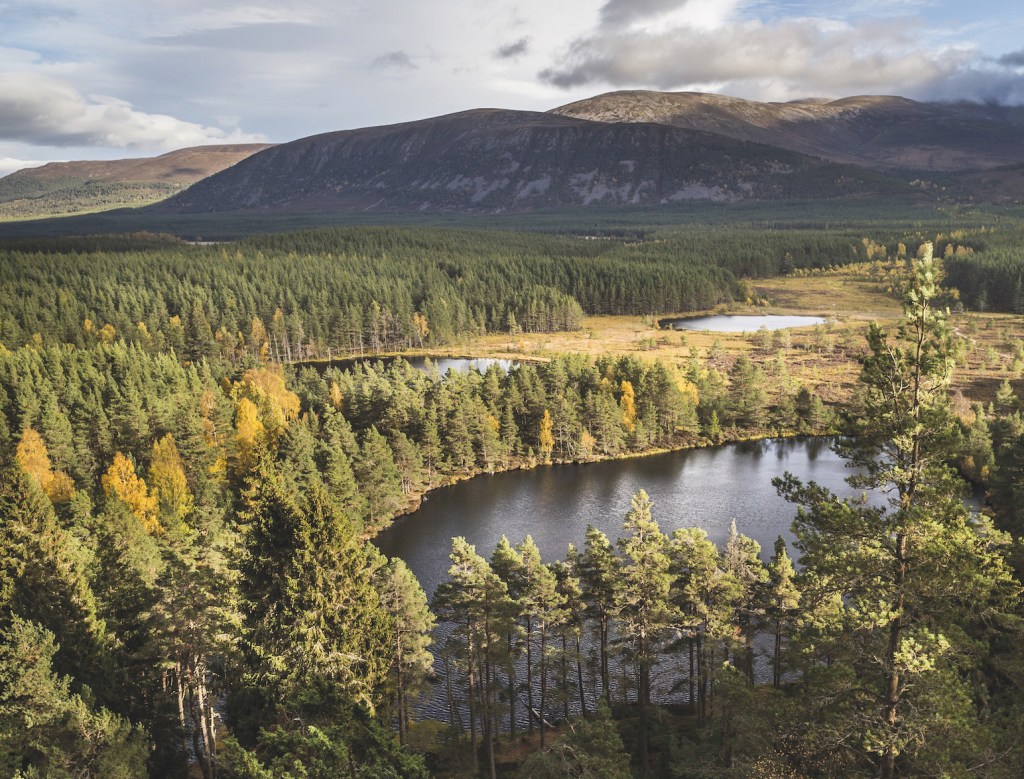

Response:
(614, 490), (674, 776)
(579, 525), (618, 701)
(776, 246), (1019, 777)
(355, 425), (404, 530)
(377, 557), (435, 747)
(514, 700), (631, 779)
(236, 452), (393, 730)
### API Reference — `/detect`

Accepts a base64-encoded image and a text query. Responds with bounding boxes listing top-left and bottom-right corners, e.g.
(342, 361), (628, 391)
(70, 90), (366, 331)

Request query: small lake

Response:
(298, 356), (517, 375)
(375, 437), (859, 598)
(663, 314), (828, 332)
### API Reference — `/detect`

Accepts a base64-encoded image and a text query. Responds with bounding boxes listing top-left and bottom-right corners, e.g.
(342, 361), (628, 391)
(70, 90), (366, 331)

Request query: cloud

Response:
(539, 14), (990, 100)
(370, 51), (418, 70)
(0, 156), (52, 177)
(599, 0), (689, 27)
(998, 49), (1024, 67)
(494, 37), (530, 60)
(149, 22), (330, 52)
(0, 3), (76, 22)
(0, 72), (265, 150)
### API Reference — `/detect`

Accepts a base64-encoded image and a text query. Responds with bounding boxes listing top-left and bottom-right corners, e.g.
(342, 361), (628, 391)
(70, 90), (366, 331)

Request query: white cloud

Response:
(538, 8), (1020, 102)
(0, 72), (265, 150)
(0, 156), (52, 177)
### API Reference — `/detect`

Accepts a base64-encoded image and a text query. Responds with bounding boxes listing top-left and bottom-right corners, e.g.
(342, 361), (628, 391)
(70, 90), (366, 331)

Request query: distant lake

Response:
(663, 314), (828, 332)
(298, 355), (517, 374)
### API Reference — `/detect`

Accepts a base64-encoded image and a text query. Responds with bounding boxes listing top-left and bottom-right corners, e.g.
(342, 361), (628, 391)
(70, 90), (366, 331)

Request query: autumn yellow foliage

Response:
(620, 380), (637, 433)
(149, 434), (194, 531)
(102, 452), (161, 534)
(235, 396), (266, 469)
(539, 409), (554, 463)
(238, 366), (300, 430)
(15, 426), (75, 503)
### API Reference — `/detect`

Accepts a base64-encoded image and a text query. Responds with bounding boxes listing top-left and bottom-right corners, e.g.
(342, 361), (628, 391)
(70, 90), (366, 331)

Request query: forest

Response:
(1, 228), (1023, 778)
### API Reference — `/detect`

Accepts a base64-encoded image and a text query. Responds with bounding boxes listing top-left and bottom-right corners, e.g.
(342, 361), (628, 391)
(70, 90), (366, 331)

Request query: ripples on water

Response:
(374, 437), (869, 723)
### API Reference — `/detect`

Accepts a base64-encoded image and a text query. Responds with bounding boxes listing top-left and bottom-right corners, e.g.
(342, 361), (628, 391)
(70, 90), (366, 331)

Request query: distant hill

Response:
(551, 91), (1024, 172)
(0, 144), (273, 220)
(166, 109), (905, 214)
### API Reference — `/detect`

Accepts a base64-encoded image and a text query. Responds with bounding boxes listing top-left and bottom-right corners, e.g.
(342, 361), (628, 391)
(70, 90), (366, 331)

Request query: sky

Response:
(1, 0), (1023, 175)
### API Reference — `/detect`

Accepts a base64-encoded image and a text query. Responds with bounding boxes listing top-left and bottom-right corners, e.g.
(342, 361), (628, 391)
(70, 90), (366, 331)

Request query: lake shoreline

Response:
(367, 426), (833, 542)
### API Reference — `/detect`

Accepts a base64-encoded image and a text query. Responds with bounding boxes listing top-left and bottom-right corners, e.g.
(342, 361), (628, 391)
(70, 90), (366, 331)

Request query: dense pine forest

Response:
(1, 227), (1024, 778)
(3, 224), (1022, 357)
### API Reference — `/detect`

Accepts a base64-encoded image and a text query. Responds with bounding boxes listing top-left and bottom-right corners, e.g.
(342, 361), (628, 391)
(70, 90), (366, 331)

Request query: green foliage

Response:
(0, 616), (148, 779)
(514, 700), (631, 779)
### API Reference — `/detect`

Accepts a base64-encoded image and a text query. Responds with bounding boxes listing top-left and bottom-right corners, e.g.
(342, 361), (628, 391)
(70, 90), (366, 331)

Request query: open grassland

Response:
(456, 268), (1024, 412)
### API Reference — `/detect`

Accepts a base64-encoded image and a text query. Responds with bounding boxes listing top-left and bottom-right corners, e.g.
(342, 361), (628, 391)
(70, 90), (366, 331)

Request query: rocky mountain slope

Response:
(166, 109), (903, 214)
(0, 144), (272, 219)
(551, 91), (1024, 172)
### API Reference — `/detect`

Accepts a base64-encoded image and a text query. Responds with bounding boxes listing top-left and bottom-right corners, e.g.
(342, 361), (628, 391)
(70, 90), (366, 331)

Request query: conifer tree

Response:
(579, 525), (618, 701)
(237, 452), (393, 721)
(378, 558), (435, 746)
(614, 490), (674, 776)
(777, 245), (1019, 777)
(762, 537), (799, 689)
(490, 535), (526, 736)
(355, 425), (404, 530)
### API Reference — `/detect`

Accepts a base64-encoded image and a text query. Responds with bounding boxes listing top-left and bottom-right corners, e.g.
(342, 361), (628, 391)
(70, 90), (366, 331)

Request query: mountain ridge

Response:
(550, 90), (1024, 171)
(165, 108), (906, 214)
(0, 144), (273, 219)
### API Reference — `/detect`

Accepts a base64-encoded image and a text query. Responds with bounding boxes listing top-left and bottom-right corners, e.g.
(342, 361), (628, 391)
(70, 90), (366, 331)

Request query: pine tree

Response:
(762, 537), (799, 689)
(355, 425), (404, 530)
(614, 490), (674, 776)
(237, 452), (393, 720)
(433, 538), (513, 779)
(378, 558), (435, 746)
(490, 535), (526, 737)
(579, 525), (618, 701)
(777, 246), (1019, 777)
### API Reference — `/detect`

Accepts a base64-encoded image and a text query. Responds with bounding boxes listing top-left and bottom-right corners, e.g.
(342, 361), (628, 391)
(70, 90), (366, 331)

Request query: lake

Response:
(375, 437), (859, 598)
(663, 314), (828, 332)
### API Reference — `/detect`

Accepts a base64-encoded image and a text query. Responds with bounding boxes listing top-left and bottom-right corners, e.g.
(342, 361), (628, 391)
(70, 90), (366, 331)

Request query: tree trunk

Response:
(575, 633), (587, 718)
(539, 626), (548, 749)
(525, 615), (535, 734)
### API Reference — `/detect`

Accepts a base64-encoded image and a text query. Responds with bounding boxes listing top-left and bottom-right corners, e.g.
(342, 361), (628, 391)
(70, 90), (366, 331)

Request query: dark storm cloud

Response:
(998, 50), (1024, 67)
(494, 37), (530, 60)
(370, 51), (418, 70)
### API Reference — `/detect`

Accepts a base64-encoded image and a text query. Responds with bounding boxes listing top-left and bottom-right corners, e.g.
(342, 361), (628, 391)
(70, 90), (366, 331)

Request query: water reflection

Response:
(297, 355), (517, 375)
(664, 314), (827, 332)
(375, 437), (857, 598)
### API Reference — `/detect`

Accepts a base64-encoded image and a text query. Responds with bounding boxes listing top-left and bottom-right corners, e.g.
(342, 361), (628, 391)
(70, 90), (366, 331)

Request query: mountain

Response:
(0, 144), (273, 219)
(166, 109), (904, 214)
(551, 91), (1024, 172)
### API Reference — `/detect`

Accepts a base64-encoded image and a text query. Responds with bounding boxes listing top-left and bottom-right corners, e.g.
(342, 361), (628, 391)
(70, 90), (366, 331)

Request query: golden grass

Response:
(454, 271), (1024, 408)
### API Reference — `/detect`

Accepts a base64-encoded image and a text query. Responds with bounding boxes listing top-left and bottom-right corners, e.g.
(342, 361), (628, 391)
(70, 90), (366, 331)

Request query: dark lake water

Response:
(664, 314), (828, 332)
(298, 355), (516, 374)
(375, 437), (859, 598)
